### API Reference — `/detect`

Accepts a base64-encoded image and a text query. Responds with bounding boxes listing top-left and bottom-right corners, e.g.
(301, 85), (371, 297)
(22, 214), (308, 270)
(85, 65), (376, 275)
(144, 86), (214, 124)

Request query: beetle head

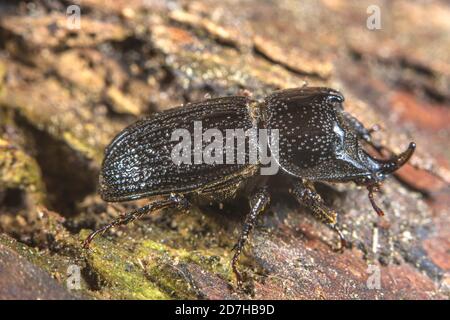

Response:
(264, 87), (416, 216)
(353, 142), (416, 186)
(352, 142), (415, 216)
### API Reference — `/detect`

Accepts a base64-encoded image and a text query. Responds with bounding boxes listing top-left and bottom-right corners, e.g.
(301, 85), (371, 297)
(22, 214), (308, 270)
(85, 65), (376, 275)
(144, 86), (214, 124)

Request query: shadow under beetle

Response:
(83, 87), (416, 286)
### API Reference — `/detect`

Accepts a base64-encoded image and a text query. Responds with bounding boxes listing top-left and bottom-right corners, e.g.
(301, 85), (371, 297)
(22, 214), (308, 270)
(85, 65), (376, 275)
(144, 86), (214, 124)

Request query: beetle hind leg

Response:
(83, 193), (189, 248)
(231, 186), (270, 288)
(292, 180), (347, 251)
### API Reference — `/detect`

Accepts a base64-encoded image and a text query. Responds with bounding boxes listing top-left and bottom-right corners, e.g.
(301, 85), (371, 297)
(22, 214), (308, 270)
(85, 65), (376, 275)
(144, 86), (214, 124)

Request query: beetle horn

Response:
(377, 142), (416, 175)
(363, 142), (415, 217)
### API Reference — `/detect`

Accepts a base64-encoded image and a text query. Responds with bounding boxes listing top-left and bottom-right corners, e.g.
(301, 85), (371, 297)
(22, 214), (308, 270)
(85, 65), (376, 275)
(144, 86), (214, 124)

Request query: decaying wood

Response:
(0, 0), (449, 299)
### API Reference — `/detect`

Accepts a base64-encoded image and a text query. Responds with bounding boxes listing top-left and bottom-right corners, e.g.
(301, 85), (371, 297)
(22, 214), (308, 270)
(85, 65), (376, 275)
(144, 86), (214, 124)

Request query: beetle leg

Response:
(342, 111), (380, 144)
(342, 112), (402, 160)
(231, 186), (270, 287)
(83, 193), (189, 248)
(292, 180), (347, 251)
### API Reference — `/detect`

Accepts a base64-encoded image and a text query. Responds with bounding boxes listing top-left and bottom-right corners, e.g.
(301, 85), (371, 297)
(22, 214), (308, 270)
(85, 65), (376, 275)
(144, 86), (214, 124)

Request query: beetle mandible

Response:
(83, 87), (416, 286)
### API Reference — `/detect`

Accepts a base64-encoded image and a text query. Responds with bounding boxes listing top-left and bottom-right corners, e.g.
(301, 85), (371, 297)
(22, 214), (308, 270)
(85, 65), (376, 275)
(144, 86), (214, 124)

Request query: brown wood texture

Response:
(0, 0), (449, 299)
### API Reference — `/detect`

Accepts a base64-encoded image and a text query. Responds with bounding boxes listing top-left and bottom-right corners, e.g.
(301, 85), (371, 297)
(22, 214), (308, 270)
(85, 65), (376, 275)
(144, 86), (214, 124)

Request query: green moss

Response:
(80, 224), (236, 300)
(0, 61), (5, 98)
(0, 102), (46, 204)
(0, 233), (89, 297)
(136, 239), (232, 297)
(0, 136), (46, 204)
(133, 210), (236, 281)
(0, 234), (48, 268)
(62, 131), (104, 165)
(80, 230), (172, 300)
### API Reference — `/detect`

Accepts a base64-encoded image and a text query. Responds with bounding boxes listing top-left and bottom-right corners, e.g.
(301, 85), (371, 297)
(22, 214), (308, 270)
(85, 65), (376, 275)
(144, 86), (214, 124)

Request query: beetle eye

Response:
(375, 172), (385, 180)
(327, 96), (338, 103)
(326, 96), (343, 110)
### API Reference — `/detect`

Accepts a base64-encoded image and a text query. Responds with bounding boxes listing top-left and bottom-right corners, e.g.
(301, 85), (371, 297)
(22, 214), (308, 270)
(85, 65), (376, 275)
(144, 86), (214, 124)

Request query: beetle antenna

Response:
(367, 184), (385, 216)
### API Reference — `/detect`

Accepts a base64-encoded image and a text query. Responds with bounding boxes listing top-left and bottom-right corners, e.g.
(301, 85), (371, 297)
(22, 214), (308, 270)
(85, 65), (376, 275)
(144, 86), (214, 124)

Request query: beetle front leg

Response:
(343, 111), (380, 145)
(83, 193), (189, 248)
(342, 111), (406, 162)
(291, 180), (347, 251)
(231, 186), (270, 288)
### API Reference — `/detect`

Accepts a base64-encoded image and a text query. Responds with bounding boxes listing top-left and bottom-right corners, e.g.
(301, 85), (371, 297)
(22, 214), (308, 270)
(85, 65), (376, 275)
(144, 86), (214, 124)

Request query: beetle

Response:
(83, 87), (415, 286)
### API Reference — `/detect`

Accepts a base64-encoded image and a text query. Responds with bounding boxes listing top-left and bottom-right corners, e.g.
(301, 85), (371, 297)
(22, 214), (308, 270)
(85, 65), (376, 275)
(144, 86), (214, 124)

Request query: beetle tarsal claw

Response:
(330, 224), (347, 252)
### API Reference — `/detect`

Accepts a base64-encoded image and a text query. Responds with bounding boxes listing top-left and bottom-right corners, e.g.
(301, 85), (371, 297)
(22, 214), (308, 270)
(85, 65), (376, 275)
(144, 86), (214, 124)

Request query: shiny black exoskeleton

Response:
(83, 87), (416, 286)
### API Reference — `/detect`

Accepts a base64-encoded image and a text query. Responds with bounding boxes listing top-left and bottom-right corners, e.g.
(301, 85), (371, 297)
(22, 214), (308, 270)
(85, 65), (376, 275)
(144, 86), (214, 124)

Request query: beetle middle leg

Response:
(83, 193), (189, 248)
(231, 186), (270, 287)
(291, 180), (347, 251)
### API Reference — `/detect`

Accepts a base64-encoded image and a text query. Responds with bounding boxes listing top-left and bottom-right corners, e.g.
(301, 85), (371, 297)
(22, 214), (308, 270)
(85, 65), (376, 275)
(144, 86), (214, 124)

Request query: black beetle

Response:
(83, 87), (415, 286)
